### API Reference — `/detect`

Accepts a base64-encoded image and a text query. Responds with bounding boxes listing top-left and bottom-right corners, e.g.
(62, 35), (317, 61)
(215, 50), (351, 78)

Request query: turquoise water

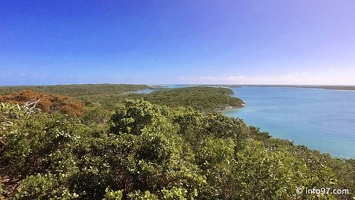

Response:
(223, 86), (355, 158)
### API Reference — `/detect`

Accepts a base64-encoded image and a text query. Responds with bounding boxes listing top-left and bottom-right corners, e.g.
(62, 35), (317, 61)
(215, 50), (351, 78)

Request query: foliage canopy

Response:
(0, 85), (354, 199)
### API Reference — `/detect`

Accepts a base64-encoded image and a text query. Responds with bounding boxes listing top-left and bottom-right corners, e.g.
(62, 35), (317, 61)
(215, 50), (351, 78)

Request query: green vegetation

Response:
(127, 86), (245, 112)
(0, 84), (151, 111)
(0, 84), (244, 112)
(0, 84), (151, 96)
(0, 84), (354, 199)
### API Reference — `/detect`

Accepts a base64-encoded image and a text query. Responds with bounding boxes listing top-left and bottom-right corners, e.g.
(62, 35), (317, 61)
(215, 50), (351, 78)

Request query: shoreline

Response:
(220, 102), (246, 111)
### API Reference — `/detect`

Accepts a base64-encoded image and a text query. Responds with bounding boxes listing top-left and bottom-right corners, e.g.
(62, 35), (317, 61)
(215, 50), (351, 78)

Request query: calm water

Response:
(223, 86), (355, 158)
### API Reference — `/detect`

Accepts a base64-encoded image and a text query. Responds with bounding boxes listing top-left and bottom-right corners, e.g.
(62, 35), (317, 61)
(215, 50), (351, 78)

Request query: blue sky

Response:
(1, 0), (355, 85)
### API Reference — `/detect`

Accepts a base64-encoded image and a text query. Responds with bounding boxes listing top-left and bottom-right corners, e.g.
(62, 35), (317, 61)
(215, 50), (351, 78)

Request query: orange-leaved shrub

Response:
(0, 90), (85, 116)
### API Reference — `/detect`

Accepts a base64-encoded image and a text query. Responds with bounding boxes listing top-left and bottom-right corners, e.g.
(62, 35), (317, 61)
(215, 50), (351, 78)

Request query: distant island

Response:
(296, 85), (355, 90)
(162, 84), (355, 91)
(228, 84), (355, 91)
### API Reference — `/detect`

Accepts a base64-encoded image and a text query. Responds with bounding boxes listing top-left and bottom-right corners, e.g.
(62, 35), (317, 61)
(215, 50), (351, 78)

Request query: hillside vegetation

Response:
(0, 84), (354, 199)
(0, 84), (151, 97)
(127, 86), (245, 111)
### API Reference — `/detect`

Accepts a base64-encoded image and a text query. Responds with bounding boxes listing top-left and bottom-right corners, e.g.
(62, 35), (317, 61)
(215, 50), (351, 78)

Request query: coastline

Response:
(220, 102), (246, 111)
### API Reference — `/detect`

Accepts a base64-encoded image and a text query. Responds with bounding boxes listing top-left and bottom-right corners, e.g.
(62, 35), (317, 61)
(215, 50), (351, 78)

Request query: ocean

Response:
(222, 86), (355, 158)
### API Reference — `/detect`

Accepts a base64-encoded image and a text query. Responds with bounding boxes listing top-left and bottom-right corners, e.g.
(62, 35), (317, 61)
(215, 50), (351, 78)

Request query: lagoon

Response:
(223, 86), (355, 158)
